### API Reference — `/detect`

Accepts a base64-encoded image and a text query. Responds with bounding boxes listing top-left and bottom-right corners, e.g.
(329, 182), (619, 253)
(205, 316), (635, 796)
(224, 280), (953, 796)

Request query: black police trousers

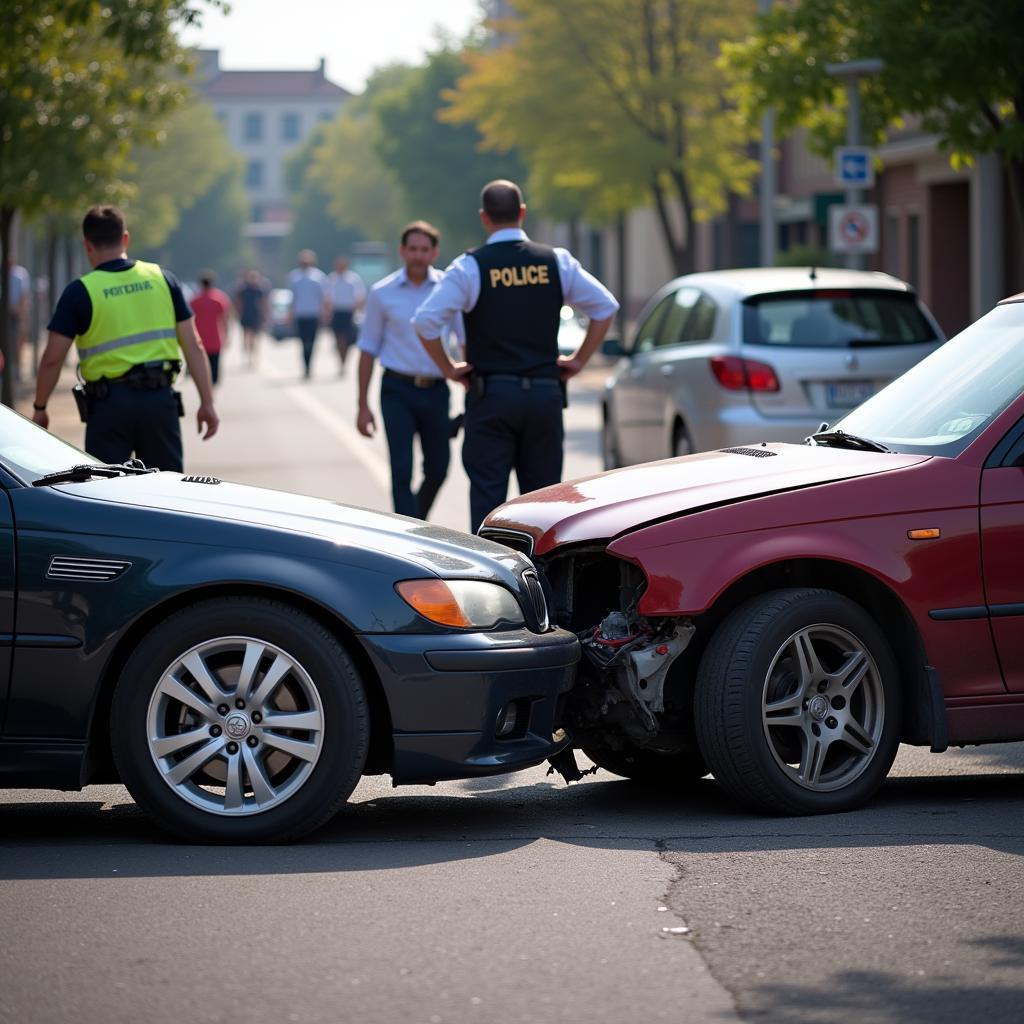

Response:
(462, 377), (563, 533)
(85, 384), (184, 472)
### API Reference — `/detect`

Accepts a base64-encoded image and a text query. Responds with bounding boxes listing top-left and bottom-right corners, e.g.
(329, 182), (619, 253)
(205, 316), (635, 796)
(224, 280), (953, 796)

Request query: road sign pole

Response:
(845, 78), (863, 270)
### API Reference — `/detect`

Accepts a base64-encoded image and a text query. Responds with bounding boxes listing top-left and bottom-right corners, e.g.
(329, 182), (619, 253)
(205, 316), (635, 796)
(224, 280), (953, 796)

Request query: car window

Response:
(682, 293), (717, 342)
(656, 287), (699, 347)
(631, 294), (674, 354)
(743, 289), (937, 347)
(833, 302), (1023, 456)
(0, 405), (97, 483)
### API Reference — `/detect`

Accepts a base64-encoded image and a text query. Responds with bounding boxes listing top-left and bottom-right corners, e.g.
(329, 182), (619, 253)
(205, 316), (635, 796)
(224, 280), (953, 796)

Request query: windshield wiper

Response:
(33, 460), (158, 487)
(809, 429), (891, 454)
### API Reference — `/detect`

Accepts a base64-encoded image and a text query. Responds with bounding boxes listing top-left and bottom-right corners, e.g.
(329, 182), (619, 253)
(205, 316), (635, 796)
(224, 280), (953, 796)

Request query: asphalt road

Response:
(4, 334), (1023, 1024)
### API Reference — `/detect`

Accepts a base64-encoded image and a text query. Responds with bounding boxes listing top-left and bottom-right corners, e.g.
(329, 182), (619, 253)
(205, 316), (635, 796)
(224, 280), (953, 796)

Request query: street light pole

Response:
(825, 58), (883, 270)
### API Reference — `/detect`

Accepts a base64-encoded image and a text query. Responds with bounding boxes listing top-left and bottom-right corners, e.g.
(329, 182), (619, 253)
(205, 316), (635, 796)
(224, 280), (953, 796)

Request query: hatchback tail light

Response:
(710, 356), (780, 393)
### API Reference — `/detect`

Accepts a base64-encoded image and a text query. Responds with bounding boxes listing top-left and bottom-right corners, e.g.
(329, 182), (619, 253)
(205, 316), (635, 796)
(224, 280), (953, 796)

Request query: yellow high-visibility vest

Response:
(77, 261), (180, 382)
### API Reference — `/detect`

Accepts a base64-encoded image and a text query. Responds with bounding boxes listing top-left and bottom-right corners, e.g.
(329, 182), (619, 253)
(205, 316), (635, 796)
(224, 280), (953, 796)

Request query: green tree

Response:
(725, 0), (1024, 246)
(0, 0), (221, 404)
(374, 47), (524, 254)
(446, 0), (759, 275)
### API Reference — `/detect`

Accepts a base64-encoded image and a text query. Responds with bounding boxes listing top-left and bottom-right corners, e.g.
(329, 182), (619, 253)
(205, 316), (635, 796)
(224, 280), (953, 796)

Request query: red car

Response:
(480, 294), (1024, 814)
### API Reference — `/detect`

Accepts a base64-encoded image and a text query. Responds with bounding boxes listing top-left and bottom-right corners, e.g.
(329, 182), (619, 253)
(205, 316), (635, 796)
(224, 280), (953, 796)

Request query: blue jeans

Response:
(380, 372), (451, 519)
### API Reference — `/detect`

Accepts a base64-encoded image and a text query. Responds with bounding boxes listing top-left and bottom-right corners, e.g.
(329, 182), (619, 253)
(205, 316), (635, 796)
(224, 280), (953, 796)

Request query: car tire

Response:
(582, 743), (708, 784)
(602, 406), (622, 470)
(111, 596), (369, 843)
(694, 588), (901, 815)
(673, 422), (693, 458)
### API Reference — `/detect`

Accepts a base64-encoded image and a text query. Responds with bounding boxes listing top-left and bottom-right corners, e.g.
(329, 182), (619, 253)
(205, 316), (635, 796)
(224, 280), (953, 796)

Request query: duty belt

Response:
(83, 360), (182, 398)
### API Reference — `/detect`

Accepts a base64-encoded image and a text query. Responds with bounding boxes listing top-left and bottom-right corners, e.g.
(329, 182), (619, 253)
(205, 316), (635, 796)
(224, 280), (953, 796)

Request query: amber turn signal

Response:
(395, 579), (472, 628)
(908, 528), (941, 540)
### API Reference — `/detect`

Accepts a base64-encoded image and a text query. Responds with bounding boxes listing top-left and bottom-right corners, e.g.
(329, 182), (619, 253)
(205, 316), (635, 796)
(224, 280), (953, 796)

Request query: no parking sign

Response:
(829, 204), (879, 255)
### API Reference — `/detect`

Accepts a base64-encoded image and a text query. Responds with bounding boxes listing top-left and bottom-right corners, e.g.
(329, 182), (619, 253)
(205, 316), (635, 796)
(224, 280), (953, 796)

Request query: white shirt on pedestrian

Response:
(358, 266), (464, 378)
(411, 228), (619, 339)
(287, 266), (327, 318)
(327, 269), (366, 312)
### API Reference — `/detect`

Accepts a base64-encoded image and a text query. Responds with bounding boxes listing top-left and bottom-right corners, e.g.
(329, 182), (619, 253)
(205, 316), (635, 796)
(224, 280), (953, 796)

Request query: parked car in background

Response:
(0, 411), (577, 842)
(483, 293), (1024, 816)
(269, 287), (293, 340)
(558, 304), (587, 356)
(601, 268), (944, 468)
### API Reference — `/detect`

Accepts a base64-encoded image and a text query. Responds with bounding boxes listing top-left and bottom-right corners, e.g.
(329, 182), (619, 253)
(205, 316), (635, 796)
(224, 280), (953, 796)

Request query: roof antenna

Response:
(809, 265), (817, 281)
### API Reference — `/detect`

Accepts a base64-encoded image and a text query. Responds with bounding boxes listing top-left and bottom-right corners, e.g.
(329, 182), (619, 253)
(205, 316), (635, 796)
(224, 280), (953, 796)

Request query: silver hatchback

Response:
(601, 268), (944, 466)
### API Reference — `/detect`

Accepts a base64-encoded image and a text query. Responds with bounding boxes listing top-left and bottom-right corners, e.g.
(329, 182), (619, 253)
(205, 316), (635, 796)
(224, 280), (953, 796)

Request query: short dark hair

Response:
(401, 220), (440, 247)
(480, 180), (523, 224)
(82, 205), (126, 248)
(199, 269), (215, 288)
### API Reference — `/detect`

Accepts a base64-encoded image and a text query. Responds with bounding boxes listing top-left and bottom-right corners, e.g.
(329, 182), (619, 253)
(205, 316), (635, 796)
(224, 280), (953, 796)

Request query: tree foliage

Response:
(446, 0), (759, 275)
(373, 48), (524, 254)
(725, 0), (1024, 238)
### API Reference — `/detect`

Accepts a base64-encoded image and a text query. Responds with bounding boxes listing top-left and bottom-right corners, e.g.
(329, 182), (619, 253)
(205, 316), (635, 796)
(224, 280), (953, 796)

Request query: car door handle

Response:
(660, 364), (675, 377)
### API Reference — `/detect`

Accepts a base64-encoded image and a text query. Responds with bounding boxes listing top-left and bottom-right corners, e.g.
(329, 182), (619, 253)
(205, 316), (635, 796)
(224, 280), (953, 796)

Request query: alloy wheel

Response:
(146, 636), (325, 816)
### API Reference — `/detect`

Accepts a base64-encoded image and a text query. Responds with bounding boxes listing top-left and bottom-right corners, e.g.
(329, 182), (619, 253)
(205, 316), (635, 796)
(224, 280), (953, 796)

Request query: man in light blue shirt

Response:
(356, 221), (464, 520)
(413, 179), (618, 531)
(286, 249), (327, 379)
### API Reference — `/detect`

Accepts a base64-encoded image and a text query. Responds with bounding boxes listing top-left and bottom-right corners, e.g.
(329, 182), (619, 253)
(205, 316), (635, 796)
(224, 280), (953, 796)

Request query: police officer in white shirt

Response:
(357, 221), (465, 520)
(413, 179), (619, 532)
(325, 256), (366, 375)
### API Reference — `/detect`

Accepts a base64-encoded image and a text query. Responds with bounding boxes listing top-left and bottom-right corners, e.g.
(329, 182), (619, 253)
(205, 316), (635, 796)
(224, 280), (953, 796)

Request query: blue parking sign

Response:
(835, 146), (875, 188)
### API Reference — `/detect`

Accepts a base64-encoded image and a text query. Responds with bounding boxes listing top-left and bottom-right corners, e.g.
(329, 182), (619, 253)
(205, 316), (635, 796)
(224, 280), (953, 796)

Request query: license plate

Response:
(825, 381), (874, 408)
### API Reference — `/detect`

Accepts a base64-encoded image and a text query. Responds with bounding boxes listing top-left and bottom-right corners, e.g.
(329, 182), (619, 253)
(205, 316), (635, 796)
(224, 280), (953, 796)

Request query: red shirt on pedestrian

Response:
(191, 287), (232, 354)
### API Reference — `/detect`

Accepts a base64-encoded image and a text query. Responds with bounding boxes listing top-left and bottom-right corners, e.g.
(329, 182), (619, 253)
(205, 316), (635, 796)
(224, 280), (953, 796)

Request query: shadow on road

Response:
(0, 768), (1021, 880)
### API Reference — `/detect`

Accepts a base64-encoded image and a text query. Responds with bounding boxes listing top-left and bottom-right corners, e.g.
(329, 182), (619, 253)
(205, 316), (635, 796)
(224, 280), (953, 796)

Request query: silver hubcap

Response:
(761, 624), (883, 792)
(146, 636), (325, 816)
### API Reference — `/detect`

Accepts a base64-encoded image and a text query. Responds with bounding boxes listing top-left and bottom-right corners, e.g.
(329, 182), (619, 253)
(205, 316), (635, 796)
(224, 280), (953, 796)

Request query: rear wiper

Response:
(33, 460), (158, 487)
(809, 429), (891, 454)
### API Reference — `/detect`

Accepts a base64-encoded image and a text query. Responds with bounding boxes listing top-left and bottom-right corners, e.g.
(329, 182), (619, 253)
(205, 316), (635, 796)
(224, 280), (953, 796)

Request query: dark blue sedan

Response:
(0, 408), (578, 842)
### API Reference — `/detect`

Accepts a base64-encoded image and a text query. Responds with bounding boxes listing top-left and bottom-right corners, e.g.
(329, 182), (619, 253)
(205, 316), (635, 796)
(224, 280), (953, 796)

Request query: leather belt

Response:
(384, 368), (444, 388)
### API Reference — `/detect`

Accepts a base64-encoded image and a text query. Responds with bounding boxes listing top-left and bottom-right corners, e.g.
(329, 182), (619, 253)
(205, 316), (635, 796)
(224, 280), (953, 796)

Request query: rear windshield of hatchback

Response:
(743, 289), (938, 348)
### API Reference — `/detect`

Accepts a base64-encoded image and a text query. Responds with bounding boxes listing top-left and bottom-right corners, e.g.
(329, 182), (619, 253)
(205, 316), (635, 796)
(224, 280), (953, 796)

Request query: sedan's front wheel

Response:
(695, 588), (901, 814)
(111, 597), (369, 842)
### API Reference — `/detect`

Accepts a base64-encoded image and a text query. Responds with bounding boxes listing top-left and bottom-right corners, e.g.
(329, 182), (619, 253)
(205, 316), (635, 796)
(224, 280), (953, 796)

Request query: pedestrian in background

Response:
(191, 270), (232, 386)
(414, 179), (618, 531)
(356, 221), (464, 520)
(33, 204), (218, 471)
(287, 249), (327, 379)
(235, 269), (268, 369)
(325, 255), (366, 376)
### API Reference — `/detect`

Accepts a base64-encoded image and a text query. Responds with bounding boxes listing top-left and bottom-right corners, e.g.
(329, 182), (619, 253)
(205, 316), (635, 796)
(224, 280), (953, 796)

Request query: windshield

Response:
(0, 405), (97, 483)
(744, 289), (937, 347)
(831, 303), (1024, 456)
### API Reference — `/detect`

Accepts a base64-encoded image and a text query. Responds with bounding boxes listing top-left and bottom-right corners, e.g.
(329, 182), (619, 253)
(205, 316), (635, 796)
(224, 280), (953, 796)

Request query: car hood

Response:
(56, 473), (527, 579)
(483, 443), (930, 555)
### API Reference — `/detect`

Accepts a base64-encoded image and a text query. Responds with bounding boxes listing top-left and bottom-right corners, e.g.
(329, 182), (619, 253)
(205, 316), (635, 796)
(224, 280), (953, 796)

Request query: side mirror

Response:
(601, 337), (626, 358)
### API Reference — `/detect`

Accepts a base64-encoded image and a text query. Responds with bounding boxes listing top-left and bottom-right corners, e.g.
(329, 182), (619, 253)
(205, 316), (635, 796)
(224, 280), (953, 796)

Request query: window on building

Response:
(243, 112), (264, 142)
(282, 112), (301, 141)
(246, 160), (264, 189)
(319, 110), (334, 122)
(884, 213), (901, 276)
(907, 214), (920, 290)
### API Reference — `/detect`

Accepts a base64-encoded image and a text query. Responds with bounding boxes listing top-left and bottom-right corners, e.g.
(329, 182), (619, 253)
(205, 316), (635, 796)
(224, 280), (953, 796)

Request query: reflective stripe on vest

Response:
(78, 260), (179, 381)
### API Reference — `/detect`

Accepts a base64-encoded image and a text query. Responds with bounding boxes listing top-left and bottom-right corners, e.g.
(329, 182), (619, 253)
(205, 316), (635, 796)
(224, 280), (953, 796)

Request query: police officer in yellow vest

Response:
(33, 205), (218, 470)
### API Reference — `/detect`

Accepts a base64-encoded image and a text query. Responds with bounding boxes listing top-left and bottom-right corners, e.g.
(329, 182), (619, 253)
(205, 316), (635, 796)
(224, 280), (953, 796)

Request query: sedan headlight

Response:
(396, 579), (525, 630)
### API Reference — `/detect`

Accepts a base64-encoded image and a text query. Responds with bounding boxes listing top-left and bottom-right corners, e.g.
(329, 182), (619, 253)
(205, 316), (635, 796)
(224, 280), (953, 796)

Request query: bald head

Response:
(480, 179), (525, 229)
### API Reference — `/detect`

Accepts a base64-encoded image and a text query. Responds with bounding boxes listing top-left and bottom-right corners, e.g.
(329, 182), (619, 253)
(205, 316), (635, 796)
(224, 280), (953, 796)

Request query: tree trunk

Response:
(1006, 158), (1024, 292)
(0, 206), (15, 409)
(616, 211), (628, 336)
(650, 179), (687, 277)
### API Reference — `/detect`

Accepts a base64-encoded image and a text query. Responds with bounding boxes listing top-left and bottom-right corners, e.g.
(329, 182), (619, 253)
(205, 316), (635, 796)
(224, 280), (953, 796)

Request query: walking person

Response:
(356, 221), (464, 520)
(191, 270), (232, 386)
(287, 249), (327, 379)
(325, 256), (366, 375)
(413, 179), (618, 531)
(32, 204), (218, 471)
(235, 269), (268, 368)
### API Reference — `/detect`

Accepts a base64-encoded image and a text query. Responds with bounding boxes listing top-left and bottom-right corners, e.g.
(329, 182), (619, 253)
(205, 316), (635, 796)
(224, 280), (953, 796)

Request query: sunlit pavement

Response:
(5, 331), (1023, 1024)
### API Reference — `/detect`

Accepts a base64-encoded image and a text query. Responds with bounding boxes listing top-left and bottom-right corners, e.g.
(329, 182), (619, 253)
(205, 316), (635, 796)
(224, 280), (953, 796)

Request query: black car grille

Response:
(720, 446), (778, 458)
(521, 569), (550, 632)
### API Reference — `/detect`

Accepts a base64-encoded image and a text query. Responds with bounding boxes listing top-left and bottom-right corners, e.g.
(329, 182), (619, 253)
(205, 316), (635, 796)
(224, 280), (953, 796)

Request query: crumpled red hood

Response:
(483, 443), (929, 555)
